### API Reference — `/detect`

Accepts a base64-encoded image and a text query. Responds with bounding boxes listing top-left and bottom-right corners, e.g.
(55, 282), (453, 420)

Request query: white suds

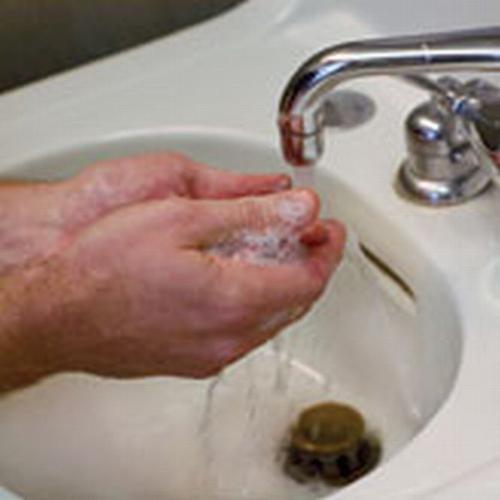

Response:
(276, 196), (311, 227)
(208, 228), (306, 266)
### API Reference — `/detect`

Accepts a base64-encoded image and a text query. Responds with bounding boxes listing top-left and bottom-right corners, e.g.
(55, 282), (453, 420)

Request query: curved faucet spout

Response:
(278, 27), (500, 166)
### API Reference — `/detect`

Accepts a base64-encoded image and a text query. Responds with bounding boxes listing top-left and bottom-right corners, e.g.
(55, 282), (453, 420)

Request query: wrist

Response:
(0, 262), (67, 392)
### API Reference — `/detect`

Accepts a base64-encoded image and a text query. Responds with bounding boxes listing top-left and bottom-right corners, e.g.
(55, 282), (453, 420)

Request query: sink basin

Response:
(0, 132), (461, 499)
(1, 0), (500, 498)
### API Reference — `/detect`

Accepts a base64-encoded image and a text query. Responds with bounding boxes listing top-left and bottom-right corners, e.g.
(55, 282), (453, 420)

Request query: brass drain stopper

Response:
(283, 402), (381, 486)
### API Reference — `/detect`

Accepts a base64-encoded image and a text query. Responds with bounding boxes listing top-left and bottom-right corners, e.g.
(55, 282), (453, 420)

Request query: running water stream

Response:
(270, 166), (319, 395)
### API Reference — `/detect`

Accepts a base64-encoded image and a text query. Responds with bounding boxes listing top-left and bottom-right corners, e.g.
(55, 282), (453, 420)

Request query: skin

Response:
(0, 153), (345, 392)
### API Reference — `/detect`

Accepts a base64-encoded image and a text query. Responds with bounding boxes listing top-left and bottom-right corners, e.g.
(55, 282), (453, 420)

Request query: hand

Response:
(0, 152), (290, 276)
(16, 189), (344, 381)
(0, 153), (345, 390)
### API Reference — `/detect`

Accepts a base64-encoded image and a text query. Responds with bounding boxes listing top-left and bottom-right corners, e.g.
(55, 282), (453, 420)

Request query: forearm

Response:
(0, 265), (61, 393)
(0, 180), (67, 276)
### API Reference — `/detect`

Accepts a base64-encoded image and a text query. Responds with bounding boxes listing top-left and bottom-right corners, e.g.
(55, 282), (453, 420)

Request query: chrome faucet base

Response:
(396, 160), (493, 206)
(398, 83), (498, 206)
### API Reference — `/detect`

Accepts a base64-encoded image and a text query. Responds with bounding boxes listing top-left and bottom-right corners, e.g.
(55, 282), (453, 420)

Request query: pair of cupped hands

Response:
(0, 153), (345, 392)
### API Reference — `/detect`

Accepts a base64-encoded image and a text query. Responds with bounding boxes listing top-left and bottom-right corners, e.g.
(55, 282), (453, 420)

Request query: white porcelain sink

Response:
(0, 132), (460, 499)
(0, 1), (500, 499)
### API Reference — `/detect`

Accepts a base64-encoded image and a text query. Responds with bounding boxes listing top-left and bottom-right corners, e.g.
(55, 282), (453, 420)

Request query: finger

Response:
(301, 219), (346, 284)
(182, 188), (320, 246)
(212, 218), (346, 317)
(299, 220), (330, 246)
(184, 219), (344, 376)
(65, 152), (292, 231)
(189, 163), (291, 199)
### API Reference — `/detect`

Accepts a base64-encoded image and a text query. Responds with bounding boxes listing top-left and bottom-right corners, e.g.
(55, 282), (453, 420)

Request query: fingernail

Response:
(300, 222), (329, 246)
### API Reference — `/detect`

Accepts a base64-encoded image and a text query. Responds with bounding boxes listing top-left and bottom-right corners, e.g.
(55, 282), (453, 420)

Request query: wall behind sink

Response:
(0, 0), (245, 94)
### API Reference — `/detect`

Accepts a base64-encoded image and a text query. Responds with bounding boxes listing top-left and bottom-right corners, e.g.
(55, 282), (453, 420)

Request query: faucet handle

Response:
(458, 78), (500, 160)
(408, 75), (500, 169)
(398, 77), (499, 205)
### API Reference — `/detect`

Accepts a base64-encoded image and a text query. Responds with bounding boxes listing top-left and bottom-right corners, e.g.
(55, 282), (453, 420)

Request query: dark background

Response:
(0, 0), (245, 94)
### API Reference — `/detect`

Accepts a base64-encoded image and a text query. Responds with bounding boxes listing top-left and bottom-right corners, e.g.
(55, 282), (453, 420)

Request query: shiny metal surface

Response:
(463, 78), (500, 153)
(278, 27), (500, 167)
(397, 80), (495, 205)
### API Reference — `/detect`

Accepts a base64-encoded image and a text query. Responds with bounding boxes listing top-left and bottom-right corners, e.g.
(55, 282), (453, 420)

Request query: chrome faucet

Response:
(278, 28), (500, 205)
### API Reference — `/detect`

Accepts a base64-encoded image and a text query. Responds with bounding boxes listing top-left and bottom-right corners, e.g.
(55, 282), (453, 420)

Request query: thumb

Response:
(185, 189), (321, 247)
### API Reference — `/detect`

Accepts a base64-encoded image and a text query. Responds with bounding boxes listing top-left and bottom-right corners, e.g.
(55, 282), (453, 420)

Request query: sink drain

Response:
(282, 402), (381, 487)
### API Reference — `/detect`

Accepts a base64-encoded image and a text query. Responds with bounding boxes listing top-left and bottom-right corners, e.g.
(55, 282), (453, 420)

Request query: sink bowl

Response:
(0, 132), (461, 499)
(2, 0), (500, 498)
